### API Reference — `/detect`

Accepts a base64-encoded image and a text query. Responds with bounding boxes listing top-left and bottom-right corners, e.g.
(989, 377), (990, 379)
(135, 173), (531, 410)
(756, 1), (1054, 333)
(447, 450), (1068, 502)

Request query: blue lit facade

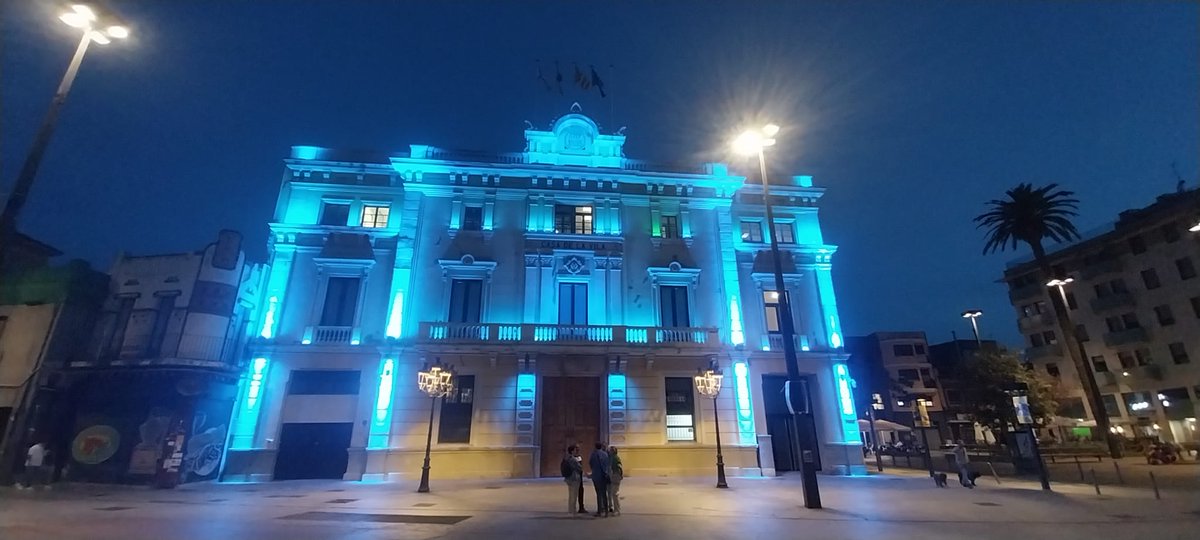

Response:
(221, 111), (865, 482)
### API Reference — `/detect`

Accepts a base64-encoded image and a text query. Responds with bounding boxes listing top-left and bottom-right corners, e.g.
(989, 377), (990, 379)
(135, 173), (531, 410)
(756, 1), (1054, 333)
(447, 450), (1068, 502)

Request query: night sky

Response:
(3, 1), (1197, 346)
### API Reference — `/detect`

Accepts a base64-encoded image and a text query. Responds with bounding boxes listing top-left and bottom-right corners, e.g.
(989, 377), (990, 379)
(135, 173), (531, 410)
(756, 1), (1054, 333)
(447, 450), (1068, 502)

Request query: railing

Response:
(1125, 363), (1163, 381)
(314, 326), (354, 344)
(1090, 293), (1135, 313)
(1017, 312), (1056, 332)
(1102, 327), (1150, 348)
(1080, 258), (1123, 280)
(115, 332), (238, 364)
(1007, 282), (1044, 303)
(1026, 343), (1063, 360)
(419, 322), (718, 348)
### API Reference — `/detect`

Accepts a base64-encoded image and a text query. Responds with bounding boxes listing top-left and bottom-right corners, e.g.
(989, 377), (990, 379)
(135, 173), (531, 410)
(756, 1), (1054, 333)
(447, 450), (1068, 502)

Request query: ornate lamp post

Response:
(694, 366), (728, 488)
(416, 362), (454, 493)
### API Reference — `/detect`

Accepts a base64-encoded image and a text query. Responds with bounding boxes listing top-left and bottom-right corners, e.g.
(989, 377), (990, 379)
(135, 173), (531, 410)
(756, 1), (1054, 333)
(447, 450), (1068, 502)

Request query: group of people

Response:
(561, 442), (623, 518)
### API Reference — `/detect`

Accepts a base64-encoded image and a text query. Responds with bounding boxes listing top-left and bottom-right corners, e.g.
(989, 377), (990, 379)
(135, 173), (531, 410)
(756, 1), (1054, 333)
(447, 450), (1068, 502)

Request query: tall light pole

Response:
(867, 395), (884, 472)
(961, 309), (983, 347)
(0, 4), (130, 272)
(416, 362), (454, 493)
(733, 124), (821, 509)
(694, 366), (728, 488)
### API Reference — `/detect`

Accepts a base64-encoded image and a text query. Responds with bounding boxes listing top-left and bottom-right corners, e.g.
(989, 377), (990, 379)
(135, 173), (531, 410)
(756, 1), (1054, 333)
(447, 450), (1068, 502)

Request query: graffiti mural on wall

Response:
(128, 408), (172, 475)
(183, 410), (227, 481)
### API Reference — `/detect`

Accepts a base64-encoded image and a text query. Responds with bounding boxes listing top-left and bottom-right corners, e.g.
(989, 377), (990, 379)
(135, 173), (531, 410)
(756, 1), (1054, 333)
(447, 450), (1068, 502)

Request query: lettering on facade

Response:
(530, 239), (622, 252)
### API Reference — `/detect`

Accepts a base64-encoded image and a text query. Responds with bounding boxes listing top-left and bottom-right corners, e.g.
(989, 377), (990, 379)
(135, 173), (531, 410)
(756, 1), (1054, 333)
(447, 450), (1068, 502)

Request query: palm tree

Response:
(976, 183), (1121, 458)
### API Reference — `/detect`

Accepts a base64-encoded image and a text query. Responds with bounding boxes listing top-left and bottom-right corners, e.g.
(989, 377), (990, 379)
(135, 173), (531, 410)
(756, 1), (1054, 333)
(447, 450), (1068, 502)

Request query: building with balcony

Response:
(55, 231), (265, 484)
(1002, 188), (1200, 445)
(847, 332), (949, 445)
(221, 109), (864, 482)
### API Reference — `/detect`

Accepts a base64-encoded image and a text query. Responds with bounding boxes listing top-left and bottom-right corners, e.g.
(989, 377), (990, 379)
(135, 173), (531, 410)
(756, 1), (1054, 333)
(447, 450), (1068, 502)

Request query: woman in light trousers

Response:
(607, 446), (624, 515)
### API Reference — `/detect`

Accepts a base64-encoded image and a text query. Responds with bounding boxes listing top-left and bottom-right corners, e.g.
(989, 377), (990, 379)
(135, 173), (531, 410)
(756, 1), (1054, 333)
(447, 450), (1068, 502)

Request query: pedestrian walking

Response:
(21, 440), (49, 490)
(952, 440), (973, 489)
(561, 445), (584, 516)
(607, 445), (623, 515)
(588, 441), (611, 517)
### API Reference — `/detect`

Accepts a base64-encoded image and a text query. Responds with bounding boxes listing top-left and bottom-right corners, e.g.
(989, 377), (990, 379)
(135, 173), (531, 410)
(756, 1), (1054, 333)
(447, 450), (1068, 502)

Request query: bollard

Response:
(1112, 461), (1124, 485)
(1090, 469), (1101, 496)
(1149, 471), (1161, 500)
(987, 462), (1001, 485)
(1075, 456), (1085, 482)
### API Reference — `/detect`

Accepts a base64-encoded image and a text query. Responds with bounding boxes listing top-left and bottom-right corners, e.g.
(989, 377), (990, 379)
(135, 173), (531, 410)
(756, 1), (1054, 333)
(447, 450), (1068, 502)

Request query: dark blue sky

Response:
(3, 1), (1197, 346)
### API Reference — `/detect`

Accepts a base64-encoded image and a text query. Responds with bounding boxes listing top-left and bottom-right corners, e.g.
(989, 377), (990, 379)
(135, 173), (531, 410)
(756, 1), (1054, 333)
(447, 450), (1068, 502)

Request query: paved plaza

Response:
(2, 470), (1198, 540)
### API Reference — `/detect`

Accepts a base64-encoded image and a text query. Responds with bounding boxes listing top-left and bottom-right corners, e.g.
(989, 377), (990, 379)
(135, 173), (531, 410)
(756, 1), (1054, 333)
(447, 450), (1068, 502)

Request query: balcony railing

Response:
(1007, 282), (1043, 303)
(114, 332), (239, 365)
(1017, 312), (1056, 332)
(1026, 343), (1063, 360)
(1080, 258), (1123, 280)
(419, 322), (718, 348)
(1118, 363), (1163, 381)
(1102, 327), (1150, 348)
(1089, 293), (1135, 313)
(314, 326), (354, 344)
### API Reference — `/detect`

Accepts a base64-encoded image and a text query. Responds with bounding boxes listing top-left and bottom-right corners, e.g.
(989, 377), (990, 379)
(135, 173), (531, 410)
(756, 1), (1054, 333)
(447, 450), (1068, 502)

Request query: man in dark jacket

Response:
(588, 441), (611, 517)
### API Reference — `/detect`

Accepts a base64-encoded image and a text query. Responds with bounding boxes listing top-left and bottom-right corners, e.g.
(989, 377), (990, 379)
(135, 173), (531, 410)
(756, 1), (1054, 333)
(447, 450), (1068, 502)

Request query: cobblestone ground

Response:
(2, 471), (1197, 540)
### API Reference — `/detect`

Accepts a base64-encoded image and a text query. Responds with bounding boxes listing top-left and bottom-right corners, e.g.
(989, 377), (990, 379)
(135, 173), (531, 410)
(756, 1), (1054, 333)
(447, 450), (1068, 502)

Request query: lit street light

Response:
(960, 309), (983, 346)
(0, 3), (130, 271)
(694, 366), (728, 488)
(732, 123), (821, 509)
(1046, 277), (1075, 307)
(416, 362), (455, 493)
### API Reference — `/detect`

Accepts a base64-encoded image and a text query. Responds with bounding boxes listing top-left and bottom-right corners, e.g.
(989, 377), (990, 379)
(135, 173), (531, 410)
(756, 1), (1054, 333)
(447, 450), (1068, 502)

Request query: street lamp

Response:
(0, 3), (130, 271)
(416, 362), (455, 493)
(1046, 277), (1074, 307)
(694, 366), (728, 488)
(732, 123), (821, 509)
(866, 394), (885, 472)
(960, 310), (983, 346)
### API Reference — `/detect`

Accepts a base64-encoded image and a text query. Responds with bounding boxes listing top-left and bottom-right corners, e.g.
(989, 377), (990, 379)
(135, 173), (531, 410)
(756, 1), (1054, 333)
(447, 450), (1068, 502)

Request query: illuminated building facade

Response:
(221, 110), (865, 482)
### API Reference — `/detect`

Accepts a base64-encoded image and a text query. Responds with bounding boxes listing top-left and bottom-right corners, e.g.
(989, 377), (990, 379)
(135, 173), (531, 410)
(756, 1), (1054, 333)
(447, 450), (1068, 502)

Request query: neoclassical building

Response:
(220, 110), (865, 482)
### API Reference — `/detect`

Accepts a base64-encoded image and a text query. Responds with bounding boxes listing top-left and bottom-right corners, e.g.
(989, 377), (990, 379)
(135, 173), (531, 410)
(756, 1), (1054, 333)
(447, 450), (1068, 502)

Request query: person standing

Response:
(561, 445), (584, 516)
(588, 441), (611, 517)
(607, 446), (624, 516)
(22, 440), (48, 490)
(574, 444), (588, 514)
(952, 440), (972, 488)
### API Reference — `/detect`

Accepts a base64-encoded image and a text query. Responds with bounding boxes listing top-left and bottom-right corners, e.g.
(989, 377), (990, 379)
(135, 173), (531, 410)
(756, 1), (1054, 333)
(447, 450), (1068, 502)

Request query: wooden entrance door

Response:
(540, 376), (601, 477)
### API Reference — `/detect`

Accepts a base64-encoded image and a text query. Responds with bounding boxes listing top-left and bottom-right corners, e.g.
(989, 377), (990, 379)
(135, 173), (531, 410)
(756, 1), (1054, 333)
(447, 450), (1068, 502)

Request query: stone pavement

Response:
(1, 471), (1198, 540)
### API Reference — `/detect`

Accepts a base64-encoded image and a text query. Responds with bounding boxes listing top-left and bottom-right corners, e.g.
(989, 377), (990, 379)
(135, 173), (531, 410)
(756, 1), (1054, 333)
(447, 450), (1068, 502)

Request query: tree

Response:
(975, 183), (1121, 457)
(957, 350), (1058, 432)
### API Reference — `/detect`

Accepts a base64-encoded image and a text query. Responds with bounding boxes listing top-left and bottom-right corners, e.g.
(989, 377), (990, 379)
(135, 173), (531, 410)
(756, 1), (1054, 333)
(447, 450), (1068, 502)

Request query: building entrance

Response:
(539, 376), (601, 476)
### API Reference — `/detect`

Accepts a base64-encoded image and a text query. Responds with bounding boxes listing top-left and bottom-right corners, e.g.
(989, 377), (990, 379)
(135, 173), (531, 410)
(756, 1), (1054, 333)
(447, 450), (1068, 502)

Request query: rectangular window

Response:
(1192, 297), (1200, 319)
(1176, 257), (1196, 280)
(360, 205), (390, 228)
(1154, 304), (1176, 326)
(319, 202), (351, 226)
(1141, 268), (1161, 290)
(1121, 312), (1141, 329)
(1128, 235), (1146, 254)
(1101, 395), (1121, 417)
(1118, 351), (1135, 369)
(1110, 279), (1129, 294)
(1162, 222), (1181, 243)
(1105, 315), (1122, 333)
(1042, 330), (1057, 345)
(914, 344), (926, 355)
(740, 221), (763, 242)
(1169, 342), (1190, 364)
(289, 370), (360, 395)
(660, 215), (680, 239)
(438, 375), (475, 443)
(773, 222), (795, 244)
(659, 285), (690, 327)
(897, 368), (920, 384)
(893, 344), (916, 356)
(147, 294), (178, 357)
(320, 277), (361, 327)
(105, 295), (136, 358)
(448, 279), (483, 323)
(762, 290), (788, 333)
(1091, 356), (1108, 373)
(919, 368), (937, 387)
(1021, 303), (1037, 317)
(1030, 333), (1045, 347)
(665, 377), (696, 441)
(1075, 324), (1089, 342)
(1134, 348), (1153, 366)
(1046, 363), (1061, 378)
(558, 283), (588, 325)
(462, 206), (483, 231)
(554, 205), (594, 235)
(1093, 282), (1112, 298)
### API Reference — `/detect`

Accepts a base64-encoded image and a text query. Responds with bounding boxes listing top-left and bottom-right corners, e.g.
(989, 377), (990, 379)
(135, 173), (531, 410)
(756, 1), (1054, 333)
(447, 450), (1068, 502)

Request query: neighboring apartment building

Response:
(221, 110), (865, 482)
(927, 338), (1003, 444)
(847, 332), (947, 444)
(1003, 188), (1200, 445)
(56, 231), (265, 484)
